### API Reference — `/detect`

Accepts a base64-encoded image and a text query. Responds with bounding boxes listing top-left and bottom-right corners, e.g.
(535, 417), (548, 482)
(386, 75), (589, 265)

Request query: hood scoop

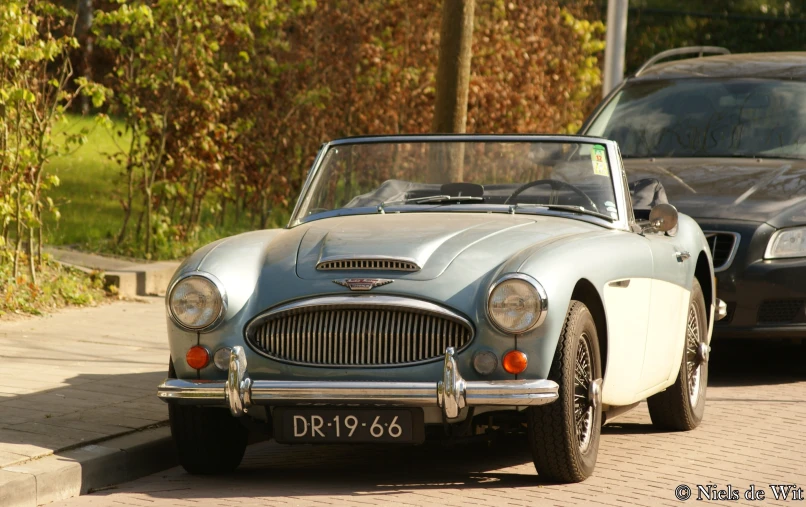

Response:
(316, 256), (420, 272)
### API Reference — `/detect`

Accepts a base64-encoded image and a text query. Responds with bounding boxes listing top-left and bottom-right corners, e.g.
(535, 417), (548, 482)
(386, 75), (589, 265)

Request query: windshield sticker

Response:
(591, 145), (609, 176)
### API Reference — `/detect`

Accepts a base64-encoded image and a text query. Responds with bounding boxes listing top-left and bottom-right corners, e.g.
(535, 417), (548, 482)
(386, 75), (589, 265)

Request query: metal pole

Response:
(603, 0), (629, 97)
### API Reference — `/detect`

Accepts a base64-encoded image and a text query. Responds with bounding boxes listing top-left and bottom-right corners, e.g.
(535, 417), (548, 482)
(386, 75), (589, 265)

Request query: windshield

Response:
(292, 140), (620, 224)
(586, 78), (806, 159)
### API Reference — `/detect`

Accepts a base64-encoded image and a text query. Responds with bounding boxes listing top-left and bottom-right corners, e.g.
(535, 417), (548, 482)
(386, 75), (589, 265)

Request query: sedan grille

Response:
(757, 299), (805, 324)
(703, 232), (740, 272)
(245, 296), (473, 367)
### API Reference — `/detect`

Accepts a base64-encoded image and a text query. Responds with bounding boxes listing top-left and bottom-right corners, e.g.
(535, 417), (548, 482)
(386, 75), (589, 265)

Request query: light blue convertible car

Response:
(158, 135), (722, 483)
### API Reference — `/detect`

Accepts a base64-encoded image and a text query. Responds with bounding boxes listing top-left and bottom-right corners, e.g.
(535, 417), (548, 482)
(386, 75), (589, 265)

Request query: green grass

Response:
(41, 114), (273, 260)
(44, 114), (131, 248)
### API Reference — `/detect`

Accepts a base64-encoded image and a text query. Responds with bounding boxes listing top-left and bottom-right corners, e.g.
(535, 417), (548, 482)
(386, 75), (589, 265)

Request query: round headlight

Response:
(168, 273), (226, 331)
(488, 274), (547, 334)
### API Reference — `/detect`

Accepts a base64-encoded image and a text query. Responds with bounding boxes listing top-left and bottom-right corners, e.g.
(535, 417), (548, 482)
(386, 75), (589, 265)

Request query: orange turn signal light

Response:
(502, 350), (528, 374)
(186, 346), (210, 370)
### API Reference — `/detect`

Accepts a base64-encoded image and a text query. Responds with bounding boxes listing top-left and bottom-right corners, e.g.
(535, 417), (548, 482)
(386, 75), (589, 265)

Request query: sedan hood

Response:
(296, 213), (598, 280)
(623, 158), (806, 227)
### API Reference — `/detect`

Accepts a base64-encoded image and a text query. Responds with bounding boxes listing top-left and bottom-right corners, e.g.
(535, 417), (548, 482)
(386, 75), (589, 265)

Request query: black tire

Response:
(527, 301), (603, 483)
(647, 279), (708, 431)
(167, 359), (249, 474)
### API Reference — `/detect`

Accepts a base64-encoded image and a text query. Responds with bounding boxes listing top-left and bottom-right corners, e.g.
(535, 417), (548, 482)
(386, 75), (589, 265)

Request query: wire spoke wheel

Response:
(647, 278), (708, 431)
(527, 301), (602, 483)
(685, 305), (702, 407)
(574, 332), (594, 453)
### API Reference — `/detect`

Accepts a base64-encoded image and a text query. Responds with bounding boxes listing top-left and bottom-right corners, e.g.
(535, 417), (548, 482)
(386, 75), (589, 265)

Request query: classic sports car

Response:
(581, 48), (806, 341)
(158, 135), (720, 483)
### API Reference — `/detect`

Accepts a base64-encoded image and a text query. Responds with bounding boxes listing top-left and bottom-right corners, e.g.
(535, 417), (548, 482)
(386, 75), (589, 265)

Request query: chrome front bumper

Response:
(157, 346), (559, 420)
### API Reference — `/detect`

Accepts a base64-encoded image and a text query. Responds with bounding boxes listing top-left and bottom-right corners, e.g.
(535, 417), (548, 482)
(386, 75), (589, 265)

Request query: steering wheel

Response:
(504, 179), (599, 212)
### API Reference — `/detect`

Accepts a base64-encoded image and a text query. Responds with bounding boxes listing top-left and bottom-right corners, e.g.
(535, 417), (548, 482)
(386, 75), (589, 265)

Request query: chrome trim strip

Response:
(243, 296), (475, 368)
(165, 271), (228, 333)
(487, 273), (549, 335)
(157, 346), (559, 419)
(702, 231), (741, 272)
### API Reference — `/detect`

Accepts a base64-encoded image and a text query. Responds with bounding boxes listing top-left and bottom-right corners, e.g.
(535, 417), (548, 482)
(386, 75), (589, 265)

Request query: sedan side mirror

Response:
(645, 203), (679, 236)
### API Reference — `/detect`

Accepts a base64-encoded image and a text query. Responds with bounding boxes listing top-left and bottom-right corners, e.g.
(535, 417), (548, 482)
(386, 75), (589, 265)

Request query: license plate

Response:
(274, 407), (425, 444)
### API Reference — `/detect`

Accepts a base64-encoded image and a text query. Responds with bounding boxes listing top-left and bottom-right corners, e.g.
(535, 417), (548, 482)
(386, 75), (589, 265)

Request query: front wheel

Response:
(527, 301), (603, 483)
(647, 278), (708, 430)
(167, 359), (248, 474)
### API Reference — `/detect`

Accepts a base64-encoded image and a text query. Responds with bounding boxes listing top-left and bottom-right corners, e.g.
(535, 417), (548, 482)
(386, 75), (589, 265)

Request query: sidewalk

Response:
(0, 298), (173, 506)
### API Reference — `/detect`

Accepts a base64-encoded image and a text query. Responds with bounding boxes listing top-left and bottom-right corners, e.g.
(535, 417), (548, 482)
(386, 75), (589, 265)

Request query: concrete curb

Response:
(0, 425), (175, 507)
(44, 247), (180, 298)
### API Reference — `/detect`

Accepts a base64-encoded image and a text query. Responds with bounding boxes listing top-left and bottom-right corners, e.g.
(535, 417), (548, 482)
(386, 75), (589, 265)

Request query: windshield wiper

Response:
(379, 194), (484, 211)
(510, 203), (616, 222)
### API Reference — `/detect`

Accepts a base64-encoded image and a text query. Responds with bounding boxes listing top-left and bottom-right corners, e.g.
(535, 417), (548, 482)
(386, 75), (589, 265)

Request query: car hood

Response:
(623, 157), (806, 227)
(295, 213), (598, 281)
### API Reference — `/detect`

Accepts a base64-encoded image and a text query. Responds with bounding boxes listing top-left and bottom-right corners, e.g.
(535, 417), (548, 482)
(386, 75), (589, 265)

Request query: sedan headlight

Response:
(765, 227), (806, 259)
(168, 273), (227, 331)
(488, 273), (547, 334)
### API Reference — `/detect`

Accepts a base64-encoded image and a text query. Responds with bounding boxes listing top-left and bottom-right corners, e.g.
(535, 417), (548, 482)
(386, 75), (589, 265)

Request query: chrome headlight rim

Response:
(765, 226), (806, 260)
(166, 271), (228, 332)
(487, 273), (548, 335)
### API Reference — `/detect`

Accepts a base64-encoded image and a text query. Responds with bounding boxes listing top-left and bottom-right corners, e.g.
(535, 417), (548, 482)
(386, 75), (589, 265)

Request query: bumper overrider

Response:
(157, 346), (560, 420)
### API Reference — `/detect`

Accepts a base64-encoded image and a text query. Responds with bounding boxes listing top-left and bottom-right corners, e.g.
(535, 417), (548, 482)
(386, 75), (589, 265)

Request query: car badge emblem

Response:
(333, 278), (393, 291)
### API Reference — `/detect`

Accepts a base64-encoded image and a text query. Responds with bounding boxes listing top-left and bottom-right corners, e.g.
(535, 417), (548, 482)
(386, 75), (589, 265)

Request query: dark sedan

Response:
(580, 48), (806, 341)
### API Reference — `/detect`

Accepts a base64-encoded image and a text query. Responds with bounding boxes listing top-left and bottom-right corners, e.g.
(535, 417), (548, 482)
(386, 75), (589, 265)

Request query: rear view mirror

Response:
(646, 203), (679, 235)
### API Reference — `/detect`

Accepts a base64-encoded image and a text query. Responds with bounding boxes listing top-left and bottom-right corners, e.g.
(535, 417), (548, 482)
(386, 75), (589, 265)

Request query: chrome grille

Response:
(317, 258), (420, 271)
(245, 296), (473, 367)
(703, 232), (740, 272)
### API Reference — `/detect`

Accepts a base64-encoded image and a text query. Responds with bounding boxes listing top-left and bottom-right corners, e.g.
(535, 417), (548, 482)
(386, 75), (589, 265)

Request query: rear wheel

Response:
(167, 359), (248, 474)
(647, 279), (708, 430)
(527, 301), (602, 483)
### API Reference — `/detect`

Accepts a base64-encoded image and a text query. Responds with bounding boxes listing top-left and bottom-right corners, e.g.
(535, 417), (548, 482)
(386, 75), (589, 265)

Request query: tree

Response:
(75, 0), (94, 115)
(432, 0), (476, 180)
(433, 0), (476, 134)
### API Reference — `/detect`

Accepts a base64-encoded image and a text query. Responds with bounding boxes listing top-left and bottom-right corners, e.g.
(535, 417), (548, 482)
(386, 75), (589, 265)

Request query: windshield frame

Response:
(288, 134), (632, 232)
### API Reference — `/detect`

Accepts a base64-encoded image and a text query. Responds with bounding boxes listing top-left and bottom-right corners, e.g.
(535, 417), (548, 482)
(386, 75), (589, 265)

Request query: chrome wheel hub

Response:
(574, 334), (595, 453)
(685, 305), (703, 407)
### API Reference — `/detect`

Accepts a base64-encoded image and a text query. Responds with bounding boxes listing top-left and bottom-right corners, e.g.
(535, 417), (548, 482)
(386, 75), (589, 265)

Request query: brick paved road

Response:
(0, 298), (167, 468)
(54, 341), (806, 507)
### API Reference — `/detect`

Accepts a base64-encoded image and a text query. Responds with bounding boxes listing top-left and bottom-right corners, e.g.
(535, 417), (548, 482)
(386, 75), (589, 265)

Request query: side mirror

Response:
(645, 203), (679, 235)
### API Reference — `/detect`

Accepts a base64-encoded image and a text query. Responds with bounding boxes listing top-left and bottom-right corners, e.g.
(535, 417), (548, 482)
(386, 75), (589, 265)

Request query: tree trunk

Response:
(432, 0), (475, 181)
(28, 225), (36, 285)
(433, 0), (475, 134)
(76, 0), (94, 115)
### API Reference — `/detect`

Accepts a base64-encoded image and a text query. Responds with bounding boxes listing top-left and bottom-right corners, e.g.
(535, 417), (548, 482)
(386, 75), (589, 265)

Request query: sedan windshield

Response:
(293, 140), (620, 224)
(586, 79), (806, 160)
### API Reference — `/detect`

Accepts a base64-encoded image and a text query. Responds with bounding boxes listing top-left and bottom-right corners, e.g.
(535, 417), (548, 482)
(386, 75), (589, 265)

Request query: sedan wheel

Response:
(527, 300), (602, 483)
(647, 279), (708, 430)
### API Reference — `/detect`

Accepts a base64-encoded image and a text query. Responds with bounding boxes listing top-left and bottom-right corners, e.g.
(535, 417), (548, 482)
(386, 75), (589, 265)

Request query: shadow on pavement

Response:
(0, 371), (167, 467)
(102, 436), (562, 500)
(708, 339), (806, 387)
